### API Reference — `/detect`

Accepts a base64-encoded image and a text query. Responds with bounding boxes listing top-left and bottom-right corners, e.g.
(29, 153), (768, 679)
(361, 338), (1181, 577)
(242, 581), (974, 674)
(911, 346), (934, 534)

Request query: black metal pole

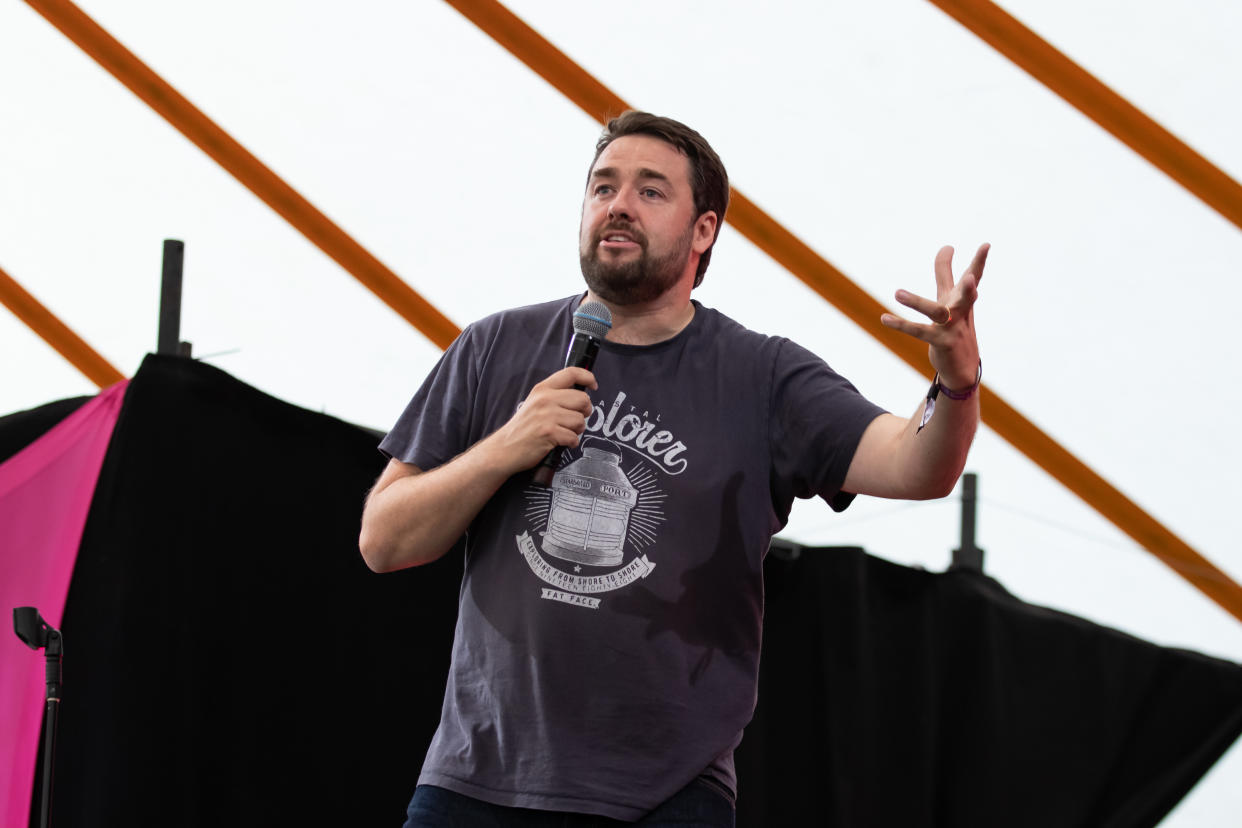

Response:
(951, 472), (985, 571)
(39, 630), (62, 828)
(158, 239), (187, 356)
(13, 608), (62, 828)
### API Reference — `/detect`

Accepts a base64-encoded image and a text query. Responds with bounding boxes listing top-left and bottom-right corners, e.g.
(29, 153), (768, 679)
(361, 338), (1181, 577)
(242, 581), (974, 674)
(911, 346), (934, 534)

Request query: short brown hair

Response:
(590, 112), (729, 287)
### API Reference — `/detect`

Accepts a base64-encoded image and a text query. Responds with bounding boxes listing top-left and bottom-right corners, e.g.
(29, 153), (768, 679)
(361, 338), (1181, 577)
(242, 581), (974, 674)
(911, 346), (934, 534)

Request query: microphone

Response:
(532, 301), (612, 485)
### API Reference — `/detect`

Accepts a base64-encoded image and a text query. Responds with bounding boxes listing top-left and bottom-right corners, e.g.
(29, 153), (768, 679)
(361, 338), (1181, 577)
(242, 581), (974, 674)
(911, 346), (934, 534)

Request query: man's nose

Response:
(607, 187), (636, 221)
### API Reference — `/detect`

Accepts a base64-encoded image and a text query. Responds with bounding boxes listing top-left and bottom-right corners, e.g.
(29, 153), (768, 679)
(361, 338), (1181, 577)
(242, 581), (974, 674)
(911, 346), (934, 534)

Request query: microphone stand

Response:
(13, 607), (63, 828)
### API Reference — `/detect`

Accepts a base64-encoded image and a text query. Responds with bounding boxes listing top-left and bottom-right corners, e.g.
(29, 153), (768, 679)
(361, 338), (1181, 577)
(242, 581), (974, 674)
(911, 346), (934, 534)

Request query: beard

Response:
(579, 220), (694, 306)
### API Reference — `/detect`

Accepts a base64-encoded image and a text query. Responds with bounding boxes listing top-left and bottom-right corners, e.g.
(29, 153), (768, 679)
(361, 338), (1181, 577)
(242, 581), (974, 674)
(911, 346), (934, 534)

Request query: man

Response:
(360, 111), (986, 826)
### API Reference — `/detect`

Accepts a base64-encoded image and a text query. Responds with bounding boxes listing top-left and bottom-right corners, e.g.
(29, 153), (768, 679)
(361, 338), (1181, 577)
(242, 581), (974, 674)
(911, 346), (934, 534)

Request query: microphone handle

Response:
(532, 333), (601, 485)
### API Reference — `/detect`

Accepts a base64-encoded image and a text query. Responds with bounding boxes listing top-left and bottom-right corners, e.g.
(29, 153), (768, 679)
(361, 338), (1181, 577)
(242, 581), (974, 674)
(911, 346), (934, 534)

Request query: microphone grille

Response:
(572, 301), (613, 339)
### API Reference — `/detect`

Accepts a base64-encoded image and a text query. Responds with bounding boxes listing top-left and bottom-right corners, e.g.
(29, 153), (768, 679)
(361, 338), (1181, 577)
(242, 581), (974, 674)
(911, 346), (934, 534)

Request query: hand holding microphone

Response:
(532, 301), (612, 485)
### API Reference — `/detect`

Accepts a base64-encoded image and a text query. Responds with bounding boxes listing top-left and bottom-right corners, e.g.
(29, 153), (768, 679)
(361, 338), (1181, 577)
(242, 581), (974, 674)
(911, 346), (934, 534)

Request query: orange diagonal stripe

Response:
(445, 0), (1242, 624)
(25, 0), (461, 350)
(1, 264), (125, 388)
(927, 0), (1242, 232)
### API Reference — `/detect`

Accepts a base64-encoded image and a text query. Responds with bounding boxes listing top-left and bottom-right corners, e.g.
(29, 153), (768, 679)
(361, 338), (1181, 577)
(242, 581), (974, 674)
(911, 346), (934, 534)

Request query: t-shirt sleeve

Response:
(378, 326), (479, 471)
(769, 338), (887, 516)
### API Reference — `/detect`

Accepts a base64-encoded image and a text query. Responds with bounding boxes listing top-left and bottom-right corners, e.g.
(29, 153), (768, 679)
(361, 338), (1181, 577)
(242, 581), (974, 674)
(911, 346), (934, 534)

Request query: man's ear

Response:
(692, 211), (718, 254)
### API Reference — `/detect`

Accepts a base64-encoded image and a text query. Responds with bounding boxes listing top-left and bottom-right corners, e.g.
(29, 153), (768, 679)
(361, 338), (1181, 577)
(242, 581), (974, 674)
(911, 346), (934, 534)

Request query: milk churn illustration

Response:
(542, 440), (638, 567)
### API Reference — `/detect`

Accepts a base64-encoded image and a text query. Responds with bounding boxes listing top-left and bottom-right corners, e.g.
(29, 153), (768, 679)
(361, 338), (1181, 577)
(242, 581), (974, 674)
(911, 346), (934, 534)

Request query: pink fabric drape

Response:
(0, 382), (127, 827)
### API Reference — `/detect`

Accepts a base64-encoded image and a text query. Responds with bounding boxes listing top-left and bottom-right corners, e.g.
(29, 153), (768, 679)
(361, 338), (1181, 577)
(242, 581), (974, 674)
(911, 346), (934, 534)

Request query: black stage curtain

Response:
(39, 355), (461, 826)
(0, 395), (91, 464)
(6, 354), (1241, 826)
(737, 548), (1242, 827)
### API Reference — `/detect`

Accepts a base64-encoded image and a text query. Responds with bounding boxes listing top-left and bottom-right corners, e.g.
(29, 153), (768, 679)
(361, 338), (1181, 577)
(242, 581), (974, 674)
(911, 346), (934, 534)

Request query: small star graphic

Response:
(574, 565), (582, 573)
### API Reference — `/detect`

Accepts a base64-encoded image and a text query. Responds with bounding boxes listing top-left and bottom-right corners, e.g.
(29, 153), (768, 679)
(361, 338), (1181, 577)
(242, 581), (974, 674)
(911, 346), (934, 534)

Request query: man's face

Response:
(579, 135), (713, 305)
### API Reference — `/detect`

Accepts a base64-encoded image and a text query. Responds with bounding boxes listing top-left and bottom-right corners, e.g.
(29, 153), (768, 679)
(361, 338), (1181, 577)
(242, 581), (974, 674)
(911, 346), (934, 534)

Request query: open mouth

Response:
(597, 225), (644, 249)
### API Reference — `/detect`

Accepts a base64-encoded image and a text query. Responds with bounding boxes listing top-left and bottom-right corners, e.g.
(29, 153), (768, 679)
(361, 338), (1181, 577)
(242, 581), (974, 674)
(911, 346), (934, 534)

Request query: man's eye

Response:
(642, 188), (662, 198)
(594, 185), (614, 196)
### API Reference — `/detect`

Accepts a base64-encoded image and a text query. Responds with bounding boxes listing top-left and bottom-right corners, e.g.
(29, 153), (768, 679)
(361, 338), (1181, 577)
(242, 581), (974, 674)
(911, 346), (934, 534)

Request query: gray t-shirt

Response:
(380, 296), (885, 820)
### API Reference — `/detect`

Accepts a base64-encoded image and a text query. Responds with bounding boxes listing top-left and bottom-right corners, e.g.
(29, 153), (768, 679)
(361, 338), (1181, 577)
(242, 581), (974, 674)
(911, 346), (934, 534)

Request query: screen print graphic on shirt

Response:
(518, 390), (683, 610)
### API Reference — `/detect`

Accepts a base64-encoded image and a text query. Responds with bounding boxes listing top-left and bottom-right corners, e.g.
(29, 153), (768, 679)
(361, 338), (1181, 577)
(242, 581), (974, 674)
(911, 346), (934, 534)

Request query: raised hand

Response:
(880, 243), (988, 391)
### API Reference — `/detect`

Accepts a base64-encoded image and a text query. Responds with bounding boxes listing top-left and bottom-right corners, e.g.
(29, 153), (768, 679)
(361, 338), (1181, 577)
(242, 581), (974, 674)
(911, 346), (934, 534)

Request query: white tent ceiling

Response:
(2, 2), (1240, 822)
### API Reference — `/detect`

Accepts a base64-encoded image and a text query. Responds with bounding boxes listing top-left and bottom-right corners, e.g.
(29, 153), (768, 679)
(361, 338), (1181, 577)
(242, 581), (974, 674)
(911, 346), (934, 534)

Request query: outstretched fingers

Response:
(934, 245), (956, 295)
(883, 242), (990, 343)
(880, 310), (936, 343)
(964, 242), (990, 287)
(894, 288), (951, 326)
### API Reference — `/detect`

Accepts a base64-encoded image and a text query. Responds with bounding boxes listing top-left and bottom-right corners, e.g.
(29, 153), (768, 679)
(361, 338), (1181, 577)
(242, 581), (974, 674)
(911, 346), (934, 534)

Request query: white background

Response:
(2, 2), (1240, 823)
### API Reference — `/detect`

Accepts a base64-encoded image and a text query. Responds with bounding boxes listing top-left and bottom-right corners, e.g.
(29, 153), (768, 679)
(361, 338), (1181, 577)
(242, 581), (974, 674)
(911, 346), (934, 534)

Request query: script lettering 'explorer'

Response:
(584, 392), (688, 474)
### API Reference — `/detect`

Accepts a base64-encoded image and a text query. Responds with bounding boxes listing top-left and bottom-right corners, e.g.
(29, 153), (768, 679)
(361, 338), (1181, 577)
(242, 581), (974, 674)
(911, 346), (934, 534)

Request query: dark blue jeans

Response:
(402, 780), (735, 827)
